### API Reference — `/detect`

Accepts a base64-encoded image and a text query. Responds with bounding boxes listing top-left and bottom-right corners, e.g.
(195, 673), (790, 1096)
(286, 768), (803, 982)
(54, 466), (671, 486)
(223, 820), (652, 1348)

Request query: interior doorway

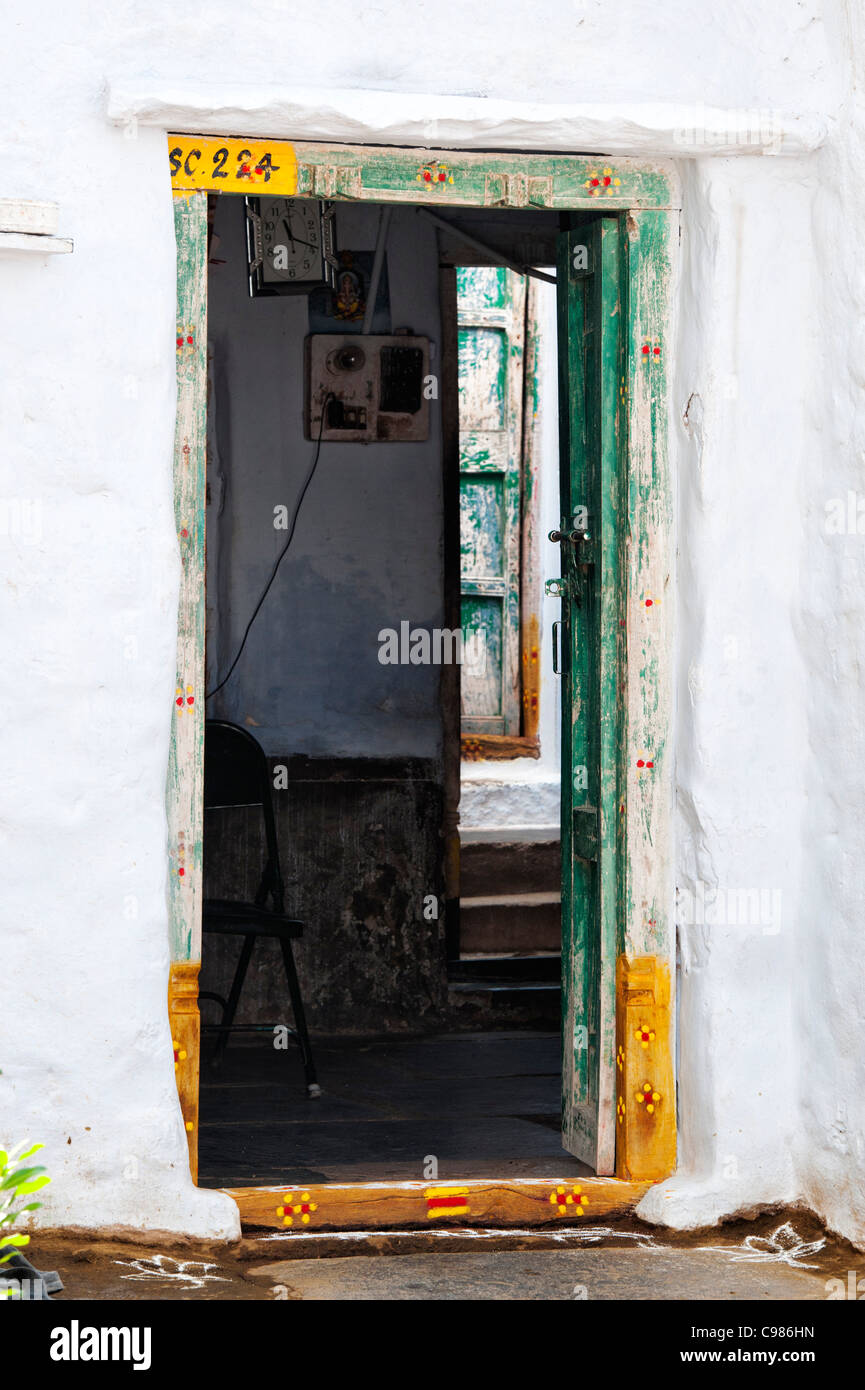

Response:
(195, 191), (580, 1186)
(167, 139), (677, 1224)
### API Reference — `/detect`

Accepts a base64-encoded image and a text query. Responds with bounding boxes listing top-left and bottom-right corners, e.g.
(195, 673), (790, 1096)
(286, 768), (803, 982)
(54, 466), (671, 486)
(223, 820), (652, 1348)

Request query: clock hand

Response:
(277, 218), (317, 252)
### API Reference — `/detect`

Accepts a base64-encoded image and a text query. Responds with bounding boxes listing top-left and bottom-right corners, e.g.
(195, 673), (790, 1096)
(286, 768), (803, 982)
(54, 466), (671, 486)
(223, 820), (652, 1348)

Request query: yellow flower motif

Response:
(548, 1185), (588, 1216)
(617, 1095), (626, 1124)
(276, 1190), (319, 1227)
(635, 1024), (656, 1050)
(616, 1045), (626, 1072)
(584, 167), (622, 197)
(635, 1082), (661, 1115)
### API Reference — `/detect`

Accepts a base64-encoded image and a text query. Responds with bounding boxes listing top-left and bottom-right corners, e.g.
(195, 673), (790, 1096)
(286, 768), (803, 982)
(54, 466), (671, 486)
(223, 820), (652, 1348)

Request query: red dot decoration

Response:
(645, 599), (653, 607)
(186, 696), (194, 706)
(180, 528), (188, 538)
(642, 345), (650, 355)
(186, 334), (193, 345)
(176, 336), (183, 348)
(178, 867), (185, 876)
(653, 346), (661, 356)
(176, 697), (183, 707)
(424, 171), (432, 182)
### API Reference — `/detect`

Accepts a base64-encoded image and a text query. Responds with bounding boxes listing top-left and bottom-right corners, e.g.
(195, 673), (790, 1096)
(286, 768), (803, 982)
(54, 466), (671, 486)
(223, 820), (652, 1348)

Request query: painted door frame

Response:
(167, 139), (678, 1226)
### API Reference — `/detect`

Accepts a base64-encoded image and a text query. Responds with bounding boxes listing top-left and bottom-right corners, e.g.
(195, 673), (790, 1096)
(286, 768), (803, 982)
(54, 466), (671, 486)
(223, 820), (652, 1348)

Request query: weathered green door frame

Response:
(168, 140), (678, 1192)
(556, 215), (626, 1174)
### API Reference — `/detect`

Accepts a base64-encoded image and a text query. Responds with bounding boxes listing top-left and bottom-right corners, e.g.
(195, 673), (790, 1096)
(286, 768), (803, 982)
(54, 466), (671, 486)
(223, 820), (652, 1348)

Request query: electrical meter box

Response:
(305, 333), (430, 442)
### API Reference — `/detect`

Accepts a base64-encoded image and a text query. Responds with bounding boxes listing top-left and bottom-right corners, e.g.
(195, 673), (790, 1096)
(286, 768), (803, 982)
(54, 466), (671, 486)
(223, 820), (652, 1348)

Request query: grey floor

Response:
(198, 1031), (589, 1187)
(243, 1247), (831, 1301)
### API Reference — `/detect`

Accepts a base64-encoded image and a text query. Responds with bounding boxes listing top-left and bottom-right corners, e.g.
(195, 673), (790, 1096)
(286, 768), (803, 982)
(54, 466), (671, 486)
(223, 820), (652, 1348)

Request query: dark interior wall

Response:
(203, 757), (446, 1034)
(200, 197), (447, 1033)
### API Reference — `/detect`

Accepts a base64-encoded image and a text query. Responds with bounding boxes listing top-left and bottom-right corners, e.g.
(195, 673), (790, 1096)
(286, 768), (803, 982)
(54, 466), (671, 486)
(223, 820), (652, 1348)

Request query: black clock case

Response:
(245, 197), (338, 298)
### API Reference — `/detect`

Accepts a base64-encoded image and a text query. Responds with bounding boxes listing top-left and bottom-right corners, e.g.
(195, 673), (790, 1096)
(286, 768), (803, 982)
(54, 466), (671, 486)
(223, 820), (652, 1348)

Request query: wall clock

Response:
(245, 197), (338, 297)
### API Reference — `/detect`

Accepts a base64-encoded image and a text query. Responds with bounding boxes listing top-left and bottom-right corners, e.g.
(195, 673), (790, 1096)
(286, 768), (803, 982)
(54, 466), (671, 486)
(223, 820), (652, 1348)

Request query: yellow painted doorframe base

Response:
(615, 955), (677, 1181)
(168, 955), (674, 1230)
(168, 961), (201, 1184)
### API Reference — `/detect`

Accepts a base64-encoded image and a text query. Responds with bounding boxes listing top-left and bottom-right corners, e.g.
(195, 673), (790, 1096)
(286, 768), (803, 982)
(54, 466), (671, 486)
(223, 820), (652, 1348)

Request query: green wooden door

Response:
(457, 266), (526, 734)
(556, 218), (624, 1175)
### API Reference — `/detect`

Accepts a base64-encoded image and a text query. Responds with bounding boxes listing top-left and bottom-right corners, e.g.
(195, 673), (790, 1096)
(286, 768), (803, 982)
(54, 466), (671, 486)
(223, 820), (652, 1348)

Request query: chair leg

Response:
(279, 938), (320, 1097)
(213, 934), (255, 1068)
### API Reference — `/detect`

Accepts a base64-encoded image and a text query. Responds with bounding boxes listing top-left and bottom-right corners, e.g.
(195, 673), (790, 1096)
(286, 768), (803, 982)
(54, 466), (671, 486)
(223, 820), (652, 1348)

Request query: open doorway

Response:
(195, 191), (585, 1186)
(167, 139), (677, 1223)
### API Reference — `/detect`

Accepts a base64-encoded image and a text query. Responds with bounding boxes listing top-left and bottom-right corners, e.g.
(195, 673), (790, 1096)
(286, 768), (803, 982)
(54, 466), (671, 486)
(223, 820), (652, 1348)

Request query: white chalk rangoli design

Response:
(114, 1254), (229, 1290)
(698, 1223), (826, 1270)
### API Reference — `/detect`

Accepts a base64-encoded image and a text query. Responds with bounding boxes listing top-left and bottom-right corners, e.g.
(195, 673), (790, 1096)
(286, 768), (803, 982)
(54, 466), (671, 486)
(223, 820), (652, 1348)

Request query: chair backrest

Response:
(203, 719), (284, 911)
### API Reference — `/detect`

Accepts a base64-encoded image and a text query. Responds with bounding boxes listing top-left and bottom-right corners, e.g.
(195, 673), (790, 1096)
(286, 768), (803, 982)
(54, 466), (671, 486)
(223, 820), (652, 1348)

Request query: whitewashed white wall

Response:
(1, 0), (863, 1245)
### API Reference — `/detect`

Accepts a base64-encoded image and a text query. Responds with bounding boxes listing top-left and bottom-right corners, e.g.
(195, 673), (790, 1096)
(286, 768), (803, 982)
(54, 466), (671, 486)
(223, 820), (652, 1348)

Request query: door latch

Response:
(548, 527), (590, 544)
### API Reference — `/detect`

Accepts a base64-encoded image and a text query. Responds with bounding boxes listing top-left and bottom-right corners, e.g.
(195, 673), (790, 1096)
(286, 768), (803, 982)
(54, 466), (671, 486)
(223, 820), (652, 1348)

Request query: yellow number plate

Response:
(168, 136), (298, 196)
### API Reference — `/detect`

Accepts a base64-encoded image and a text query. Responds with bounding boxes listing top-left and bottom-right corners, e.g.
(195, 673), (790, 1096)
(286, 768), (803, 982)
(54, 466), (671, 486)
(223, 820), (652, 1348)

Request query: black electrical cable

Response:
(205, 394), (332, 700)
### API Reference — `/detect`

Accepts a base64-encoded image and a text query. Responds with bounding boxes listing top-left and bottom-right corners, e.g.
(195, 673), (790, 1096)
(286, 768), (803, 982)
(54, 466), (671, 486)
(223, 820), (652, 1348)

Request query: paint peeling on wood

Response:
(165, 138), (678, 1184)
(459, 267), (526, 736)
(167, 192), (208, 964)
(557, 218), (625, 1176)
(286, 143), (678, 212)
(623, 210), (675, 967)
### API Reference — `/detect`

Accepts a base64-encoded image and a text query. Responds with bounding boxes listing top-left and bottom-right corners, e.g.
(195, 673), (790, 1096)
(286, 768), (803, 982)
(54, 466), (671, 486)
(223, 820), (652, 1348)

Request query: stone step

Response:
(446, 975), (560, 1030)
(460, 891), (561, 954)
(460, 838), (560, 898)
(450, 952), (560, 984)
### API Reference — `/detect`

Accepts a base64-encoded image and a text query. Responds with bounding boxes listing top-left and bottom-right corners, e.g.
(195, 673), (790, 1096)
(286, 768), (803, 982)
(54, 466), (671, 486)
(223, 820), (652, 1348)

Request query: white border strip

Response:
(106, 83), (825, 158)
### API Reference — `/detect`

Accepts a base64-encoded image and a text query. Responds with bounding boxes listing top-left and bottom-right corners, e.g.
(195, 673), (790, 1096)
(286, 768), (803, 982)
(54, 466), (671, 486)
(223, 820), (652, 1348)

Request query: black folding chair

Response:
(201, 719), (320, 1097)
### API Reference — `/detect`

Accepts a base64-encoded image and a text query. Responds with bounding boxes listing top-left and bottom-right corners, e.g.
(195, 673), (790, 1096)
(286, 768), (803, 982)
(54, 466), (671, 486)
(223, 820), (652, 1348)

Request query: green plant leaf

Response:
(15, 1177), (49, 1196)
(0, 1166), (46, 1190)
(16, 1145), (43, 1162)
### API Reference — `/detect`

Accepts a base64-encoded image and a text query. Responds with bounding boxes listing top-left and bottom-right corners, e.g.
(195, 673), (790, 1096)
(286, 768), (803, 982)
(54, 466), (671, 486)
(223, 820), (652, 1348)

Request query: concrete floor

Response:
(245, 1247), (829, 1300)
(199, 1032), (588, 1186)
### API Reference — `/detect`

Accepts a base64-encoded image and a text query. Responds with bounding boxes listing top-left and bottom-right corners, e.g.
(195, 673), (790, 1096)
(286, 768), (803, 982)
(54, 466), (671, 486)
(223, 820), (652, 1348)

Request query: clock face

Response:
(246, 197), (336, 297)
(260, 198), (322, 284)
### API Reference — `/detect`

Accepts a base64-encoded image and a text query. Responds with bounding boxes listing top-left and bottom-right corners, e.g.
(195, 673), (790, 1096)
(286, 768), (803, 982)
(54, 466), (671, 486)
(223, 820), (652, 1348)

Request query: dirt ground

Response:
(12, 1206), (863, 1301)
